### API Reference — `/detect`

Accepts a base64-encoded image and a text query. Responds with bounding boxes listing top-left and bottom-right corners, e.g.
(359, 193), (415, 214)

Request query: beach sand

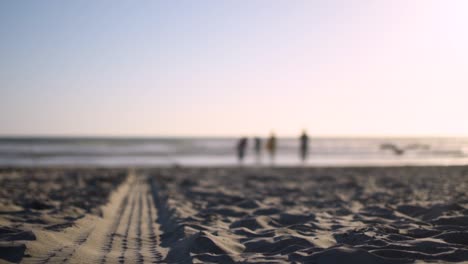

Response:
(0, 166), (467, 263)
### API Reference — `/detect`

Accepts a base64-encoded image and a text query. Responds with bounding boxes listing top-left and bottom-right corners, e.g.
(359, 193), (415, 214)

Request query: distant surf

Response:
(1, 137), (468, 167)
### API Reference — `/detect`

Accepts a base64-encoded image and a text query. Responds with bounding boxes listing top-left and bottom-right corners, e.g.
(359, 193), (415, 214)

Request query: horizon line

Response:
(0, 133), (467, 139)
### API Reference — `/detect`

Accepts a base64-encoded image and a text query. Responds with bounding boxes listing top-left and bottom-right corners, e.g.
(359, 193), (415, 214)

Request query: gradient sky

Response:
(1, 0), (468, 137)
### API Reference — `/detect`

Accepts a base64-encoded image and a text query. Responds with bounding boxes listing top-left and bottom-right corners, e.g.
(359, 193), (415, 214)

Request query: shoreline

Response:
(1, 163), (468, 170)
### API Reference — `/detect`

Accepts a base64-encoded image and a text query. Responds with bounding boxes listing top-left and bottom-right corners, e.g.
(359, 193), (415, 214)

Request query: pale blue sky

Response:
(1, 1), (468, 136)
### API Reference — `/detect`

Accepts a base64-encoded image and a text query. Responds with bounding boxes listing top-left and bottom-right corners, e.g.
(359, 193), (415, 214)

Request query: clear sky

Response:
(1, 0), (468, 137)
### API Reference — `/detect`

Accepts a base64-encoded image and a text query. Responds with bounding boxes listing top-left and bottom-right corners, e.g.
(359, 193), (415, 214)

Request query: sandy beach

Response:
(3, 0), (468, 263)
(0, 166), (467, 263)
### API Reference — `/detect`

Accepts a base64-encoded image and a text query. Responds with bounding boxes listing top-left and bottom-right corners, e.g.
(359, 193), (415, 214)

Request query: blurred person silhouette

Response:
(253, 137), (262, 164)
(266, 132), (277, 164)
(299, 130), (309, 163)
(236, 137), (248, 164)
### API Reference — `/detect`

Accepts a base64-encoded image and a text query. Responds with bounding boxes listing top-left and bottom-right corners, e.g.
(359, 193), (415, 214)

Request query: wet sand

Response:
(0, 166), (467, 263)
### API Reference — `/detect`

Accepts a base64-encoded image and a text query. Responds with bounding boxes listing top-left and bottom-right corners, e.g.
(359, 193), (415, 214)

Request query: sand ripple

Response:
(150, 166), (468, 263)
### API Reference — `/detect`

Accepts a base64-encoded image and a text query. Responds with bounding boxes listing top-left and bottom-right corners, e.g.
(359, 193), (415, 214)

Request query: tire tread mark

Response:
(118, 186), (137, 264)
(36, 222), (94, 264)
(136, 186), (144, 263)
(146, 182), (163, 263)
(100, 181), (133, 264)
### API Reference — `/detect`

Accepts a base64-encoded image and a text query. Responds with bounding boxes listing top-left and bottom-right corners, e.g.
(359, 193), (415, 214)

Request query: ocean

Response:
(1, 137), (468, 167)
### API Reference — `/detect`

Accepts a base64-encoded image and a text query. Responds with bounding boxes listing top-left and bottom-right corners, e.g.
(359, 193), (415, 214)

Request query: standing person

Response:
(236, 137), (248, 164)
(266, 132), (277, 164)
(299, 130), (309, 163)
(253, 137), (262, 164)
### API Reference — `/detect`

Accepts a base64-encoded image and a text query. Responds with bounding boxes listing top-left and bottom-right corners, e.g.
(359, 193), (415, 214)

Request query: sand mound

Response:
(149, 166), (468, 263)
(300, 246), (410, 264)
(0, 168), (126, 263)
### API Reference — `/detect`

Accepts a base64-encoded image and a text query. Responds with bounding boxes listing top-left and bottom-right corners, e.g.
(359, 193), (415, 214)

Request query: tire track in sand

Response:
(132, 175), (163, 263)
(118, 186), (137, 264)
(32, 225), (94, 264)
(99, 179), (135, 264)
(25, 172), (166, 264)
(100, 173), (164, 264)
(145, 183), (164, 263)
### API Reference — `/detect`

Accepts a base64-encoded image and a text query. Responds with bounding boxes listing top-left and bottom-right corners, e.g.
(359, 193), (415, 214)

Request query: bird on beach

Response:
(380, 143), (430, 156)
(380, 143), (405, 155)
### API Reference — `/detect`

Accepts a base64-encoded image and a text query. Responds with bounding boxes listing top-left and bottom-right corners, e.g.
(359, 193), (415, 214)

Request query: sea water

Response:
(0, 137), (468, 167)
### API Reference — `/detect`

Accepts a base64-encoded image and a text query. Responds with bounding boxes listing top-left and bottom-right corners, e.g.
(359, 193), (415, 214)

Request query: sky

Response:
(1, 0), (468, 137)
